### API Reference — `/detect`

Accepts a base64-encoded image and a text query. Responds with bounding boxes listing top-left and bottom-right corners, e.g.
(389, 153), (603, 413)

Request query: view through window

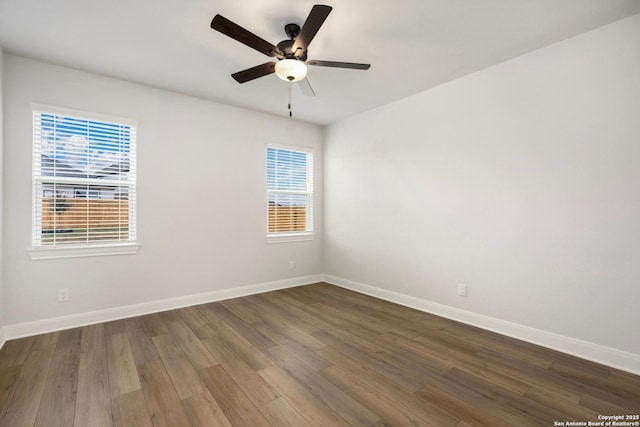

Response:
(267, 146), (313, 235)
(32, 106), (137, 248)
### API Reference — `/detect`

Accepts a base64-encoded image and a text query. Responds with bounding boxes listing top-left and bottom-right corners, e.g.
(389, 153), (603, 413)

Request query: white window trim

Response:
(266, 144), (315, 243)
(31, 103), (138, 128)
(29, 103), (139, 259)
(28, 242), (140, 260)
(266, 232), (315, 244)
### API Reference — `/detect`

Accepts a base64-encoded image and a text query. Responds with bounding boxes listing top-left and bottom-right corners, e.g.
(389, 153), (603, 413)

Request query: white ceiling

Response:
(1, 1), (639, 125)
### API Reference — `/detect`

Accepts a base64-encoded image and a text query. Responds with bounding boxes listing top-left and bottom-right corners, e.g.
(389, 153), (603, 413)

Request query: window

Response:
(29, 104), (138, 259)
(266, 146), (314, 242)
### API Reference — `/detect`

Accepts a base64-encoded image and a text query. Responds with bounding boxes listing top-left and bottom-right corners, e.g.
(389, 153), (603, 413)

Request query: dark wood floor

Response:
(0, 283), (638, 426)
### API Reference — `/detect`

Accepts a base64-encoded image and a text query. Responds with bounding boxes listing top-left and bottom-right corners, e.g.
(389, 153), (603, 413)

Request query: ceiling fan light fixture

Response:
(275, 59), (307, 82)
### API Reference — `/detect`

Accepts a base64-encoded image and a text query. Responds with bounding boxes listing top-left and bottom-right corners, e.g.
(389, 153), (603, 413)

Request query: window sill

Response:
(28, 242), (140, 260)
(266, 232), (315, 244)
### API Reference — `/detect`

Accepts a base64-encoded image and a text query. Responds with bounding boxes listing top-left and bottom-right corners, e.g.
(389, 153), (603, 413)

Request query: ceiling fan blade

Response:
(211, 15), (283, 58)
(231, 62), (276, 83)
(307, 60), (371, 70)
(298, 77), (316, 97)
(292, 5), (332, 58)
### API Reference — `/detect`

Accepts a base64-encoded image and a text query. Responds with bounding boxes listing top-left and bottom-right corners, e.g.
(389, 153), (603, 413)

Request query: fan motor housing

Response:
(278, 23), (308, 61)
(277, 40), (307, 61)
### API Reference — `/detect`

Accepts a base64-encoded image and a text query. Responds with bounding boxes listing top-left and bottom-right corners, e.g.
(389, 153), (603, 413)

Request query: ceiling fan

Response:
(210, 4), (370, 96)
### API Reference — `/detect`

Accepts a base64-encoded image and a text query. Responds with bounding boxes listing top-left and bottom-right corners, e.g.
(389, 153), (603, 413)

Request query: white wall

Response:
(0, 47), (5, 344)
(3, 55), (323, 327)
(324, 14), (640, 360)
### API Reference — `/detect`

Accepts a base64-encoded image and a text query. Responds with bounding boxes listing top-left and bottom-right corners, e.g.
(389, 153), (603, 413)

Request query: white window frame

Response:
(28, 103), (139, 260)
(266, 145), (314, 244)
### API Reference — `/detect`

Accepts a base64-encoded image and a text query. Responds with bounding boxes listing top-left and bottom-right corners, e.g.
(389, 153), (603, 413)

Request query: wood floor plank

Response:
(0, 347), (55, 427)
(220, 297), (264, 324)
(111, 389), (152, 427)
(419, 362), (546, 427)
(608, 368), (640, 392)
(276, 287), (323, 306)
(162, 314), (218, 370)
(549, 359), (638, 400)
(426, 325), (554, 370)
(318, 346), (459, 426)
(199, 364), (273, 427)
(178, 338), (219, 371)
(258, 364), (348, 427)
(476, 348), (586, 404)
(322, 318), (397, 356)
(151, 333), (206, 400)
(74, 349), (112, 427)
(177, 306), (218, 339)
(254, 309), (326, 351)
(524, 386), (600, 421)
(579, 385), (640, 414)
(318, 302), (419, 339)
(104, 320), (128, 337)
(313, 329), (425, 392)
(578, 392), (640, 415)
(375, 332), (455, 375)
(310, 318), (392, 358)
(363, 310), (428, 339)
(0, 336), (34, 369)
(321, 364), (445, 427)
(198, 307), (274, 371)
(271, 350), (381, 426)
(283, 285), (350, 309)
(221, 357), (278, 406)
(80, 323), (104, 354)
(258, 397), (313, 427)
(256, 293), (342, 335)
(206, 303), (276, 351)
(106, 332), (141, 398)
(291, 299), (348, 330)
(126, 327), (159, 366)
(201, 335), (241, 364)
(417, 384), (512, 427)
(34, 328), (82, 427)
(141, 313), (171, 337)
(266, 343), (331, 374)
(31, 331), (60, 351)
(162, 310), (200, 343)
(348, 330), (457, 391)
(384, 331), (531, 396)
(444, 367), (568, 426)
(250, 294), (322, 336)
(182, 391), (233, 427)
(0, 365), (20, 412)
(137, 359), (191, 427)
(123, 317), (146, 333)
(257, 324), (331, 371)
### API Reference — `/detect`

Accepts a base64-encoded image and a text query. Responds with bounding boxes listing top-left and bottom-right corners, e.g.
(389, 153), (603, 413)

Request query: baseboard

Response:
(0, 326), (6, 351)
(3, 274), (323, 340)
(324, 274), (640, 376)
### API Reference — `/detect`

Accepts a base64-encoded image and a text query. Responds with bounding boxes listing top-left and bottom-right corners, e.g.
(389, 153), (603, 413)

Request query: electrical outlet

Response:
(457, 284), (467, 297)
(289, 260), (295, 270)
(58, 288), (69, 302)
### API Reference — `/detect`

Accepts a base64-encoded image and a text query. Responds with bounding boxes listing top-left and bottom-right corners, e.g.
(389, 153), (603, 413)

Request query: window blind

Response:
(267, 147), (313, 233)
(32, 106), (137, 247)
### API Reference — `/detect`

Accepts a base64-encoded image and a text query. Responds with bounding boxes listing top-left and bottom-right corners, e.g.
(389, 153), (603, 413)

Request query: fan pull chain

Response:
(288, 83), (293, 117)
